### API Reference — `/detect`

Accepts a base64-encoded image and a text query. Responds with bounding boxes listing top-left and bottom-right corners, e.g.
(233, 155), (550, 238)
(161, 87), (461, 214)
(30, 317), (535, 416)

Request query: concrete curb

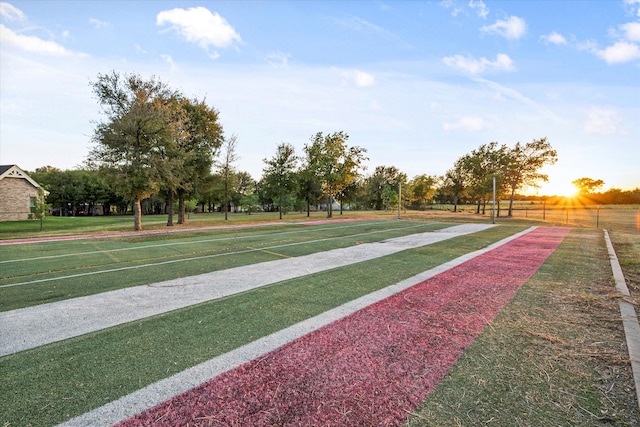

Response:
(603, 229), (640, 409)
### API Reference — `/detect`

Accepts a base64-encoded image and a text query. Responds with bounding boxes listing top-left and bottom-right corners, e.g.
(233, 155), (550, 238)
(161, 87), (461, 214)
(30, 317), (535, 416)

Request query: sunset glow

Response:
(542, 182), (578, 197)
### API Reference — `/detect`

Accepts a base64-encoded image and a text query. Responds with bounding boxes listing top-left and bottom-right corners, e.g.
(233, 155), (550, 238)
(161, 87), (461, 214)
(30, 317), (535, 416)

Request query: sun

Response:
(536, 181), (578, 197)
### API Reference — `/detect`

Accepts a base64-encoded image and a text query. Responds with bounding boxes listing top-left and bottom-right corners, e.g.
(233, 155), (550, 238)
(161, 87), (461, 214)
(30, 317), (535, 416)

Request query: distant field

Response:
(414, 203), (639, 233)
(0, 205), (637, 240)
(0, 211), (367, 240)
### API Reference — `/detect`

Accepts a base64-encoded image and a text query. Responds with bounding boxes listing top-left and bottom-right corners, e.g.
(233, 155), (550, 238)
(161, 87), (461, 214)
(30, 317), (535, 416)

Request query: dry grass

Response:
(406, 229), (639, 426)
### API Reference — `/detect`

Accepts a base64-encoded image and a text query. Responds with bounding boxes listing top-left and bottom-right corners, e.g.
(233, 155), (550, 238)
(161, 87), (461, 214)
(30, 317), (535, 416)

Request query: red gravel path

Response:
(120, 227), (569, 427)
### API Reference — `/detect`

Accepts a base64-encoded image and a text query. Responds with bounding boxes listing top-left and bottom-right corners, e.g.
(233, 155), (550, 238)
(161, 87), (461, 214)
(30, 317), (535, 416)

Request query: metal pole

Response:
(491, 176), (496, 224)
(398, 182), (401, 219)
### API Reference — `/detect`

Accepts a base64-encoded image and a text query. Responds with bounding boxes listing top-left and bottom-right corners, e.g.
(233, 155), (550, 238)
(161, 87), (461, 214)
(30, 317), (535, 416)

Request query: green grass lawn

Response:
(0, 210), (382, 240)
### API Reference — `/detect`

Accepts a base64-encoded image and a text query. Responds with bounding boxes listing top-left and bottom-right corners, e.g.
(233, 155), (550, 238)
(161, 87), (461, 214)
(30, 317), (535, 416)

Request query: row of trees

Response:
(30, 72), (637, 230)
(31, 156), (640, 222)
(441, 138), (558, 216)
(88, 71), (224, 230)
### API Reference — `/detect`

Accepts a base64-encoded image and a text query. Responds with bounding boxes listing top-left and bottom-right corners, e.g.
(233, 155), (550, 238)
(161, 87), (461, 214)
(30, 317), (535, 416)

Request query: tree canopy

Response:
(572, 177), (605, 195)
(88, 71), (223, 230)
(304, 132), (368, 218)
(503, 137), (557, 216)
(262, 143), (299, 219)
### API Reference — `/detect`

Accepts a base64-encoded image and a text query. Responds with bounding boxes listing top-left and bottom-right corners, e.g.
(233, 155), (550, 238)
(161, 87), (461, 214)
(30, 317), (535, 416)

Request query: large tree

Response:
(407, 174), (438, 210)
(441, 160), (468, 212)
(365, 166), (405, 210)
(175, 98), (224, 224)
(262, 143), (299, 219)
(296, 166), (323, 217)
(89, 72), (179, 230)
(214, 135), (240, 220)
(572, 177), (605, 195)
(504, 137), (557, 216)
(459, 142), (509, 214)
(304, 131), (367, 218)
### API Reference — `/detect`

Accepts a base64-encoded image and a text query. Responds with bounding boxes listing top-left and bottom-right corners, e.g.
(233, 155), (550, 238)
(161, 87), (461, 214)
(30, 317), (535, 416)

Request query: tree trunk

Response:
(166, 191), (174, 226)
(177, 189), (186, 225)
(508, 188), (516, 217)
(133, 197), (142, 231)
(306, 201), (310, 217)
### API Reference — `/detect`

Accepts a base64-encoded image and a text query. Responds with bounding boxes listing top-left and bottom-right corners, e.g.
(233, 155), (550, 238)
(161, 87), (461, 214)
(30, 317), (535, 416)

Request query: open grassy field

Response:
(1, 209), (639, 426)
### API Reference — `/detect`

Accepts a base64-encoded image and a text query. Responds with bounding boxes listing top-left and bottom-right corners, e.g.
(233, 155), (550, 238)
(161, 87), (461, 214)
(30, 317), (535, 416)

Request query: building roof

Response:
(0, 165), (43, 189)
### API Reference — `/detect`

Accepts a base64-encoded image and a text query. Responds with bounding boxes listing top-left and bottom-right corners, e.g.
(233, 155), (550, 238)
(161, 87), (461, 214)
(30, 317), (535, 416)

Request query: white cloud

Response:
(134, 44), (147, 55)
(0, 2), (24, 21)
(621, 22), (640, 41)
(0, 23), (84, 56)
(440, 0), (463, 17)
(624, 0), (640, 17)
(443, 116), (487, 132)
(339, 69), (376, 87)
(264, 51), (290, 67)
(89, 18), (108, 29)
(540, 31), (567, 45)
(156, 6), (241, 54)
(597, 41), (640, 64)
(584, 107), (620, 135)
(481, 16), (526, 40)
(468, 0), (489, 19)
(443, 53), (514, 74)
(160, 54), (176, 71)
(337, 16), (387, 36)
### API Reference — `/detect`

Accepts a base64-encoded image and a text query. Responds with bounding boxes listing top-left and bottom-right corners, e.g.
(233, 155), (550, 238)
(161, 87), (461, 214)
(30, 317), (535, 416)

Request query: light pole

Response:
(398, 182), (401, 219)
(491, 176), (496, 224)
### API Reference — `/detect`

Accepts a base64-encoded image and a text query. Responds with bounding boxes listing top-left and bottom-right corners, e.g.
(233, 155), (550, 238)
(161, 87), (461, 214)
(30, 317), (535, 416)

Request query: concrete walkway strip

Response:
(59, 226), (536, 427)
(1, 223), (494, 357)
(603, 230), (640, 409)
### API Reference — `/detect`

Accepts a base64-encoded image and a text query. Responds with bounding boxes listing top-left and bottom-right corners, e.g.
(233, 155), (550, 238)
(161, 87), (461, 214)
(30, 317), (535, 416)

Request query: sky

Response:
(1, 0), (639, 196)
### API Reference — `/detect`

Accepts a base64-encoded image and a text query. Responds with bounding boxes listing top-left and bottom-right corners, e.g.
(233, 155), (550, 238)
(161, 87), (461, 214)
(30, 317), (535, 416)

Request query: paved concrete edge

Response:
(57, 226), (538, 427)
(603, 229), (640, 410)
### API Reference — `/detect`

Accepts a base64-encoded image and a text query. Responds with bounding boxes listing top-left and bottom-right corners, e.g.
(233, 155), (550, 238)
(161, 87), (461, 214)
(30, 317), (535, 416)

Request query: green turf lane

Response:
(0, 225), (526, 426)
(0, 220), (444, 311)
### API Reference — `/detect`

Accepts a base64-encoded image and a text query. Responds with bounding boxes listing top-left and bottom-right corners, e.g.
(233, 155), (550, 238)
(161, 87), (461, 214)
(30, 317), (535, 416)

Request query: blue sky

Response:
(1, 0), (639, 195)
